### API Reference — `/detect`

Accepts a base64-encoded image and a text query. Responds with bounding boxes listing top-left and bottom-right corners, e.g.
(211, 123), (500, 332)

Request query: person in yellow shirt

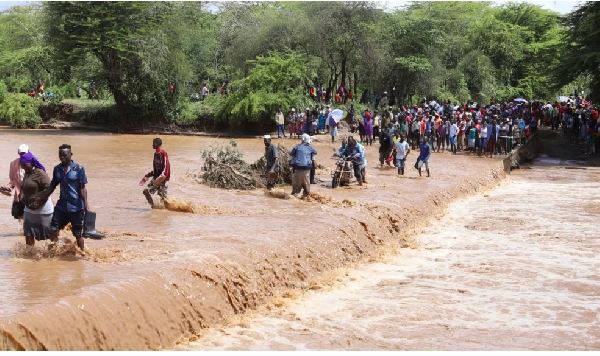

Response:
(373, 110), (381, 142)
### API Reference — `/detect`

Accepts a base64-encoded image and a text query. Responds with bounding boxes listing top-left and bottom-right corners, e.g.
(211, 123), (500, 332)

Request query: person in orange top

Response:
(434, 115), (442, 131)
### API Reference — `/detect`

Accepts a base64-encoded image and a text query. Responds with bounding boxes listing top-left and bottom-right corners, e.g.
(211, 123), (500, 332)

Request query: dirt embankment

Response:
(0, 137), (512, 350)
(36, 103), (265, 136)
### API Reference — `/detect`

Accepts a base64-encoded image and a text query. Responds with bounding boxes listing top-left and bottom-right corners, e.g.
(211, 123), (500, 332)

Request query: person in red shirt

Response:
(139, 138), (171, 207)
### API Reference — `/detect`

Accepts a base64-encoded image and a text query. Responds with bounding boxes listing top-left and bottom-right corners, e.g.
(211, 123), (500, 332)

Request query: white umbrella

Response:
(330, 109), (344, 123)
(557, 96), (569, 102)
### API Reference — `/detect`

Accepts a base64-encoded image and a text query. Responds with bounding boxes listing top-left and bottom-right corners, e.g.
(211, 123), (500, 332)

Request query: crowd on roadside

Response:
(277, 88), (599, 155)
(268, 89), (599, 196)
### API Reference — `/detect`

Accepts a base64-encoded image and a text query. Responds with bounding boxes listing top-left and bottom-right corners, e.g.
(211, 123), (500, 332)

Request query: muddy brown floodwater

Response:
(179, 161), (600, 351)
(0, 129), (507, 350)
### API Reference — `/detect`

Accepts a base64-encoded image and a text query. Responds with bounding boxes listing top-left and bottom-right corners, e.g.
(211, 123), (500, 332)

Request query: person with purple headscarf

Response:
(19, 152), (53, 245)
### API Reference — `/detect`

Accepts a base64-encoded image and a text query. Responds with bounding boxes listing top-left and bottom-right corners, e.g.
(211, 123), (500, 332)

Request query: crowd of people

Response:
(269, 91), (599, 195)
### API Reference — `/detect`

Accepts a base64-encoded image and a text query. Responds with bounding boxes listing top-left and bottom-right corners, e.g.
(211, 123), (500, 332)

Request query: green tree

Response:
(43, 1), (194, 125)
(558, 1), (600, 101)
(0, 4), (51, 92)
(0, 93), (42, 128)
(216, 51), (316, 128)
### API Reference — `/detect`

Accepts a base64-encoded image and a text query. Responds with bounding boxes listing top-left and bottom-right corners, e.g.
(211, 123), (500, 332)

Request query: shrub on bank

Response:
(0, 81), (7, 103)
(0, 93), (42, 128)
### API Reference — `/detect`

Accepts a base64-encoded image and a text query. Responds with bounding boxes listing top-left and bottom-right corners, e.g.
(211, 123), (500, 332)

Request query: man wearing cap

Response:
(263, 135), (279, 190)
(289, 134), (317, 197)
(2, 144), (30, 221)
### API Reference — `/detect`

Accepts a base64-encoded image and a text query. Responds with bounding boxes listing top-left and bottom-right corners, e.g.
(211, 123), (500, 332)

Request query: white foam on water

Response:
(181, 166), (600, 351)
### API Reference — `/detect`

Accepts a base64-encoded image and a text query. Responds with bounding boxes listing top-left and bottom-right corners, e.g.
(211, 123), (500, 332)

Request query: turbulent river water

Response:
(180, 161), (600, 351)
(0, 129), (597, 350)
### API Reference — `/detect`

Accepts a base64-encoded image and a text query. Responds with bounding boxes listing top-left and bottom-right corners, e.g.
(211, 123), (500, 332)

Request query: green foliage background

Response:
(0, 1), (598, 129)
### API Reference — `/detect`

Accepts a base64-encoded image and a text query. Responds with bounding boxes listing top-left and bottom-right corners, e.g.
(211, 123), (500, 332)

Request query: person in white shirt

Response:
(395, 136), (410, 176)
(200, 82), (209, 100)
(275, 108), (286, 138)
(449, 119), (459, 155)
(479, 122), (488, 156)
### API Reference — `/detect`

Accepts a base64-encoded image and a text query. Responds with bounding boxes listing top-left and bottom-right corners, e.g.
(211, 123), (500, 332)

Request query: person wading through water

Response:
(140, 138), (171, 207)
(263, 135), (280, 190)
(40, 144), (103, 251)
(19, 152), (53, 246)
(2, 144), (30, 221)
(289, 134), (317, 197)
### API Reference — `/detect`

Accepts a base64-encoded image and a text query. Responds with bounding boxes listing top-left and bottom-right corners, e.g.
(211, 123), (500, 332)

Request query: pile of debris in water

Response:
(189, 139), (293, 190)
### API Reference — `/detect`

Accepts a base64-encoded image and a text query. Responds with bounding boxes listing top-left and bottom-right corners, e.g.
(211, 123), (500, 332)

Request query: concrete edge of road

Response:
(503, 132), (541, 173)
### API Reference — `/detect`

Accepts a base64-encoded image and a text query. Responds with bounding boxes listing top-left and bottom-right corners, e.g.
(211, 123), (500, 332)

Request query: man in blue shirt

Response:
(41, 144), (94, 250)
(289, 134), (317, 197)
(343, 136), (367, 186)
(416, 137), (431, 178)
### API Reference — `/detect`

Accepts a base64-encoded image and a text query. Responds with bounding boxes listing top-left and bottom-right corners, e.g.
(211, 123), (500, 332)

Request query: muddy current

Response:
(179, 161), (600, 351)
(1, 129), (589, 350)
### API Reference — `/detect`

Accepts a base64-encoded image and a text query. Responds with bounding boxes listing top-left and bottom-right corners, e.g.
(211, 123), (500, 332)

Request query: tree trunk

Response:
(353, 72), (358, 96)
(102, 49), (128, 129)
(340, 55), (347, 89)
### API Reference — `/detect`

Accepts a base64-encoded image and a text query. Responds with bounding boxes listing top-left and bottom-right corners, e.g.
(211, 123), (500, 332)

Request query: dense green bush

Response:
(0, 93), (42, 128)
(48, 82), (77, 99)
(0, 81), (7, 104)
(216, 51), (317, 127)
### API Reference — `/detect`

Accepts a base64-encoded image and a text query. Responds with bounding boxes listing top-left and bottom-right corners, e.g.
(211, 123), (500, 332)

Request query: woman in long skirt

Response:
(19, 152), (53, 246)
(318, 107), (326, 133)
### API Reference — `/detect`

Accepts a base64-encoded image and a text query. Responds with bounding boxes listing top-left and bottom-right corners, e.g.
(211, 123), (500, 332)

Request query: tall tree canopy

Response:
(557, 1), (600, 101)
(0, 1), (596, 128)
